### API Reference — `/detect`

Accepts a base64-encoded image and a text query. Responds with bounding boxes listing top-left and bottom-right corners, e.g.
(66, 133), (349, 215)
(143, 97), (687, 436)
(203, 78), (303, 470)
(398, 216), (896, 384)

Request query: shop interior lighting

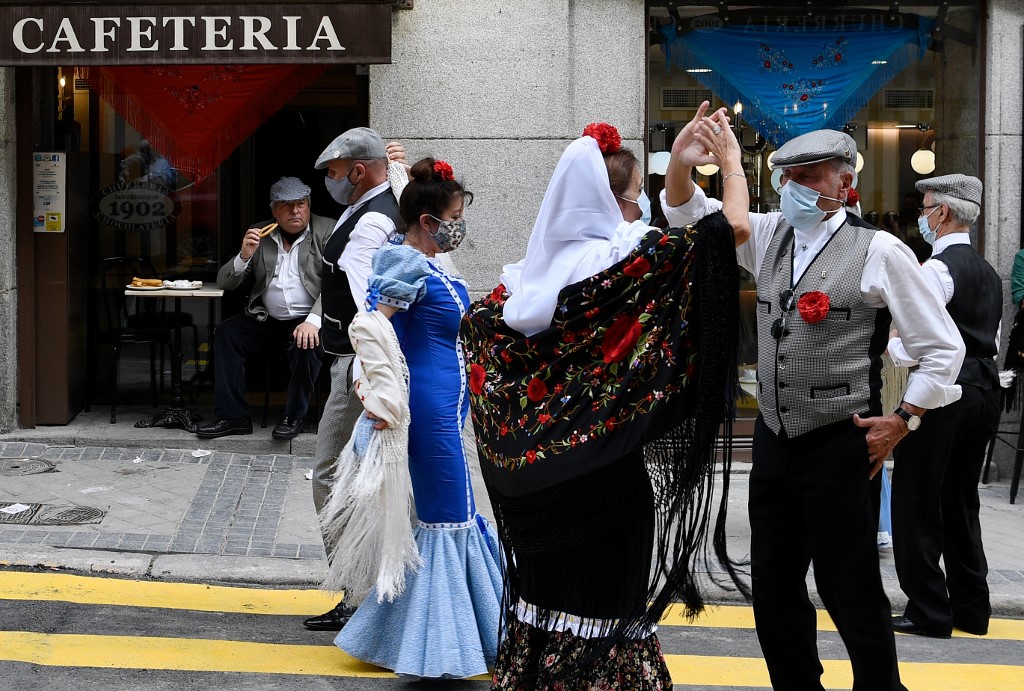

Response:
(686, 68), (712, 73)
(696, 163), (720, 176)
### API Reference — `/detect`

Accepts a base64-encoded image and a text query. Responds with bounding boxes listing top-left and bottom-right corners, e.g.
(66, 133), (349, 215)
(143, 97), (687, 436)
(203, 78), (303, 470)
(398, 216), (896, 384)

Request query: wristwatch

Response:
(894, 406), (921, 431)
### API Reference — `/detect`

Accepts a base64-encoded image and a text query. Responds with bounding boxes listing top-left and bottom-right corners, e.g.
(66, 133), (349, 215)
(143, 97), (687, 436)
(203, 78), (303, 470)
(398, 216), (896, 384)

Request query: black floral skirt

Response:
(490, 615), (673, 690)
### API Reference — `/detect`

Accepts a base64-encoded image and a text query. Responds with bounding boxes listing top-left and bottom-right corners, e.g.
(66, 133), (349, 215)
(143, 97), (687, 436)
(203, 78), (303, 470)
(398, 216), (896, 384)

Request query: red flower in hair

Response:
(846, 188), (860, 207)
(582, 122), (622, 154)
(433, 160), (455, 181)
(797, 291), (830, 324)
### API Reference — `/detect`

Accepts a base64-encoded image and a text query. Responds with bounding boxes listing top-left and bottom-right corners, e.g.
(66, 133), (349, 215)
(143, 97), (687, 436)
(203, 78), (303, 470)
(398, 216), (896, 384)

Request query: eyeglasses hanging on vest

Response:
(771, 288), (796, 340)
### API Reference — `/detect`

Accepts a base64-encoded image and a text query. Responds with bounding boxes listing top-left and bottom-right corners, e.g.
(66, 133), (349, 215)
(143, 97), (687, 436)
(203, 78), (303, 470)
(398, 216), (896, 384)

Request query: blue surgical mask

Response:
(918, 207), (939, 245)
(780, 180), (845, 231)
(325, 166), (357, 205)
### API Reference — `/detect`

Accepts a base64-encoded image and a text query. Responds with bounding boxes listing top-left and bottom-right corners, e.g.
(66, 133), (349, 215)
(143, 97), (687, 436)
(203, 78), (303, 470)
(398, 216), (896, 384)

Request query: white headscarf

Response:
(501, 136), (653, 337)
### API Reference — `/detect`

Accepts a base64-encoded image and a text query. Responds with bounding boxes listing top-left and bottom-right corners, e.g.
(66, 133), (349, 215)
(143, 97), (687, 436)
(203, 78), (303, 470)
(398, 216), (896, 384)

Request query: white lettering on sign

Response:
(47, 18), (84, 53)
(283, 16), (301, 51)
(91, 18), (120, 53)
(202, 16), (233, 51)
(240, 16), (274, 51)
(308, 17), (343, 51)
(127, 17), (158, 52)
(12, 18), (43, 53)
(10, 15), (352, 56)
(162, 17), (196, 51)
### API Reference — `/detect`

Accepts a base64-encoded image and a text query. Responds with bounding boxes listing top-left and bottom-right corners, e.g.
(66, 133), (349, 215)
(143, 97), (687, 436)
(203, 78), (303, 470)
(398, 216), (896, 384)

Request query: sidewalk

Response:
(1, 422), (1023, 618)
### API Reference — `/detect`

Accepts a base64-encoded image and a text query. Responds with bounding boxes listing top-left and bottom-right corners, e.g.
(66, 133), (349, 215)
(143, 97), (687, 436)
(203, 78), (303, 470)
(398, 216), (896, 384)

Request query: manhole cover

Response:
(0, 458), (56, 476)
(35, 506), (106, 525)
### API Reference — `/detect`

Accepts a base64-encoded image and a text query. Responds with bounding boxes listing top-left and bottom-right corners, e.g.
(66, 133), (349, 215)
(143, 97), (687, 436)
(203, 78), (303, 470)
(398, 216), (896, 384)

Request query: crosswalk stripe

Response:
(5, 572), (1023, 641)
(0, 572), (339, 616)
(0, 631), (1019, 688)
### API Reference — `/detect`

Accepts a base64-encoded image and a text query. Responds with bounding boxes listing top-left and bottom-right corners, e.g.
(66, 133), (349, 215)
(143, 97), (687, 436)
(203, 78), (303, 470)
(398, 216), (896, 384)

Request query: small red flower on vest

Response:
(797, 291), (830, 323)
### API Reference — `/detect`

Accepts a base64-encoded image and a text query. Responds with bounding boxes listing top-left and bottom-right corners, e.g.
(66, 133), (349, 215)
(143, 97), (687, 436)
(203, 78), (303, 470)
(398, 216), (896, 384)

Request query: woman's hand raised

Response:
(693, 112), (742, 174)
(670, 100), (729, 168)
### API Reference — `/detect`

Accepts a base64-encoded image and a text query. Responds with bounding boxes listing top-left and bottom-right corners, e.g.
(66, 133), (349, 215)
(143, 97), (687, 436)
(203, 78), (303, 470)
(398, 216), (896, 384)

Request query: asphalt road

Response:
(1, 569), (1022, 690)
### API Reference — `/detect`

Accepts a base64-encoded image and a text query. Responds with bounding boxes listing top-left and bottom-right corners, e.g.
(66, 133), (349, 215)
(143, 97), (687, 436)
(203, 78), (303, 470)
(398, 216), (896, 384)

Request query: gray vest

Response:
(756, 217), (888, 437)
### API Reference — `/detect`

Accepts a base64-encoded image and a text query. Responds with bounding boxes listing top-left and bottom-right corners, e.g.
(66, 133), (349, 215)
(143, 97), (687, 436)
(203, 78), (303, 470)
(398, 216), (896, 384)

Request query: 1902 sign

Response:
(93, 181), (178, 231)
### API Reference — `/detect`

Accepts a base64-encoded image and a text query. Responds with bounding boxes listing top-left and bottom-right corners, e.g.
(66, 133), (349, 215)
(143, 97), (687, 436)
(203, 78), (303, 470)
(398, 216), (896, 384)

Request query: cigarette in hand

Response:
(257, 222), (278, 238)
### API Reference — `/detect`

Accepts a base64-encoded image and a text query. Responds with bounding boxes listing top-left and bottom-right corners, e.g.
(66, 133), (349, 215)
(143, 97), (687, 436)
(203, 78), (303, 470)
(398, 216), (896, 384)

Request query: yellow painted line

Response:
(0, 572), (339, 616)
(4, 572), (1022, 642)
(666, 655), (1024, 689)
(662, 603), (1024, 641)
(0, 631), (1018, 688)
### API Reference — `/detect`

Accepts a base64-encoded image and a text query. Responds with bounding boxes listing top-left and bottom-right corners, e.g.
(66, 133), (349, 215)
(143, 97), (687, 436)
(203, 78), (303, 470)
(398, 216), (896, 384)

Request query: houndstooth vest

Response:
(756, 216), (889, 438)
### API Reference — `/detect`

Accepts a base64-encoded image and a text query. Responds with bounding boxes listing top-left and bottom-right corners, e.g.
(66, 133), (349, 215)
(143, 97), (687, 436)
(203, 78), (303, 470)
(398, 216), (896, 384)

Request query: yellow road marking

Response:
(4, 572), (1022, 641)
(0, 572), (339, 616)
(0, 631), (1019, 689)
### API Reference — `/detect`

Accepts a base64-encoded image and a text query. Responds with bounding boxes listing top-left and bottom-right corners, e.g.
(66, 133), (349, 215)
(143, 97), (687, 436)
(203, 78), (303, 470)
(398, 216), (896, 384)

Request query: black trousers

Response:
(891, 383), (997, 633)
(213, 313), (323, 421)
(750, 416), (906, 691)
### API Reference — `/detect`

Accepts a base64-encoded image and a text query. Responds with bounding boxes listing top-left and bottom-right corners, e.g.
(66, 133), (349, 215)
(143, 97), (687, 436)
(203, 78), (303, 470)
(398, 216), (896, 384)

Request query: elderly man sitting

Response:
(196, 177), (335, 440)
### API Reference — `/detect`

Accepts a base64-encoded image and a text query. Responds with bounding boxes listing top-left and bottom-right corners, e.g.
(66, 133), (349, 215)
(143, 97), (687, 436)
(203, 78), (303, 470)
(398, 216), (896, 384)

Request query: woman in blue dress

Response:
(325, 157), (503, 679)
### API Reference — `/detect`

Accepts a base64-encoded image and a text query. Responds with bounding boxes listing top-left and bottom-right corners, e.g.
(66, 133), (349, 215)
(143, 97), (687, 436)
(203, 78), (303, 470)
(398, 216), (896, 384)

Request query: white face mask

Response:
(918, 206), (940, 245)
(779, 179), (845, 231)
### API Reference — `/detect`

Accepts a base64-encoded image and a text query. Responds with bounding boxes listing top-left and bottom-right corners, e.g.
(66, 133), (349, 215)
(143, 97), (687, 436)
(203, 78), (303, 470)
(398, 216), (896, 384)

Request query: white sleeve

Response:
(233, 253), (251, 272)
(659, 185), (779, 278)
(339, 212), (395, 310)
(863, 234), (964, 409)
(886, 259), (952, 368)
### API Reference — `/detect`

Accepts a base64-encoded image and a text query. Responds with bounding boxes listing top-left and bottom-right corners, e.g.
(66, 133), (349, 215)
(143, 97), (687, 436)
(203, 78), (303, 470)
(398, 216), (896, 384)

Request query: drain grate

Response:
(0, 458), (56, 476)
(0, 502), (104, 526)
(0, 502), (42, 525)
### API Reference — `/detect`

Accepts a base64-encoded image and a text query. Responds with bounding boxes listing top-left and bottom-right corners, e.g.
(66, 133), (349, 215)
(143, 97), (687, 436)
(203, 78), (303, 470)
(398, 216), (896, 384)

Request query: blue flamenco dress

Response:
(334, 244), (504, 679)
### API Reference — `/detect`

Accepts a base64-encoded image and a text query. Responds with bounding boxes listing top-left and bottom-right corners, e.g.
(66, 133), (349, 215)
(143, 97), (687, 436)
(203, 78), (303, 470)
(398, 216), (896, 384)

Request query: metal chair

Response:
(93, 257), (177, 423)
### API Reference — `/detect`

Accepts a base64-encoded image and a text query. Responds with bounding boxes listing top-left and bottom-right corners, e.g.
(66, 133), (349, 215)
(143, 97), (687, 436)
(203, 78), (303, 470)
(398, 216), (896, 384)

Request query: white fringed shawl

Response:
(319, 309), (420, 604)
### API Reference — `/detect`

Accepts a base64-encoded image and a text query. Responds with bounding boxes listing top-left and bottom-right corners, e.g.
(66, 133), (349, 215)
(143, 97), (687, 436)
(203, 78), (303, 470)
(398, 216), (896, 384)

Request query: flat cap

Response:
(269, 176), (311, 203)
(915, 173), (983, 207)
(315, 127), (387, 169)
(772, 129), (857, 168)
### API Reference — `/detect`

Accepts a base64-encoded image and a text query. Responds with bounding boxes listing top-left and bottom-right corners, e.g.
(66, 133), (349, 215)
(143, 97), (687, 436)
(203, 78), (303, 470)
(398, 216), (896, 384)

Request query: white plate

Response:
(163, 281), (203, 290)
(126, 284), (163, 291)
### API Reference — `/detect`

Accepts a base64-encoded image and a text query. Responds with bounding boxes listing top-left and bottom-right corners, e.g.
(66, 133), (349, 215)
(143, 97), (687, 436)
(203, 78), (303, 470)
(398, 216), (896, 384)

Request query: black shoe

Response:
(272, 415), (303, 440)
(195, 417), (253, 439)
(891, 615), (952, 638)
(303, 601), (356, 631)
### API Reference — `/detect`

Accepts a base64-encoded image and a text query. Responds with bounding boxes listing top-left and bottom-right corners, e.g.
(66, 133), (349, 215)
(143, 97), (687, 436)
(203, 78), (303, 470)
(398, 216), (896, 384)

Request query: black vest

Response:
(320, 189), (403, 355)
(932, 243), (1002, 389)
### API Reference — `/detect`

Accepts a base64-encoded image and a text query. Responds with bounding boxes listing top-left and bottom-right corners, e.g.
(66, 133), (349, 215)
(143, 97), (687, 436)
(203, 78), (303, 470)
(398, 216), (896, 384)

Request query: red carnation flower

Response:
(601, 314), (642, 364)
(433, 160), (455, 181)
(623, 256), (651, 278)
(797, 291), (830, 324)
(846, 188), (860, 207)
(526, 377), (548, 402)
(582, 122), (622, 154)
(469, 363), (486, 394)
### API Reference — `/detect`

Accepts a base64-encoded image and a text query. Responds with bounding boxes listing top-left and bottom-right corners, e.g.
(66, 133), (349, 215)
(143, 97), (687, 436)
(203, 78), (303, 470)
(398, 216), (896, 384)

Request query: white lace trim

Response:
(417, 517), (478, 530)
(513, 599), (657, 640)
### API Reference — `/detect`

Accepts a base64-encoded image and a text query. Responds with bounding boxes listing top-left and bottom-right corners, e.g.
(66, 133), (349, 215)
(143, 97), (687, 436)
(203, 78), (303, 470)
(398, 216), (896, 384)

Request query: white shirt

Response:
(887, 232), (1001, 365)
(662, 185), (965, 411)
(336, 180), (399, 311)
(234, 227), (317, 325)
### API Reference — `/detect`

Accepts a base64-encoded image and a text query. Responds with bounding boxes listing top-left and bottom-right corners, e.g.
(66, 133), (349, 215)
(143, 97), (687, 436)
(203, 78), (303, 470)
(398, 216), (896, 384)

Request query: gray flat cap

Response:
(772, 129), (857, 168)
(269, 177), (311, 203)
(315, 127), (387, 169)
(915, 173), (983, 206)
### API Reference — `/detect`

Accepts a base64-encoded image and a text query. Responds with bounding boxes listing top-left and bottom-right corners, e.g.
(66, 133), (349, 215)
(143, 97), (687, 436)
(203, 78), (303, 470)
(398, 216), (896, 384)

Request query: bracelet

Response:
(723, 172), (745, 183)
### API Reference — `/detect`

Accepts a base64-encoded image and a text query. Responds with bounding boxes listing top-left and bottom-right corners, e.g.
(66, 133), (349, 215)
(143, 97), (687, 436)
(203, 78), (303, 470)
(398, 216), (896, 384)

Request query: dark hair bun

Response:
(410, 157), (436, 184)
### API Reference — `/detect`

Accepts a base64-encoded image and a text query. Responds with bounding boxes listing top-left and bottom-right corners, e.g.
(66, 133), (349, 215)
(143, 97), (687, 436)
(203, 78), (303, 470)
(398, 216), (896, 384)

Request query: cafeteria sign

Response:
(0, 3), (392, 65)
(93, 181), (178, 231)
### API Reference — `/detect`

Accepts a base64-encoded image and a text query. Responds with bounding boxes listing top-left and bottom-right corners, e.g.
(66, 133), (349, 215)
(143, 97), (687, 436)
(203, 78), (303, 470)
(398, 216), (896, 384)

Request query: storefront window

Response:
(647, 1), (982, 425)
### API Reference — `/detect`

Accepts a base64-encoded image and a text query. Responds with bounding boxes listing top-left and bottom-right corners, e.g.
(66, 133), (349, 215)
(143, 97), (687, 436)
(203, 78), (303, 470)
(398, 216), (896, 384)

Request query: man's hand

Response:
(293, 322), (320, 350)
(386, 141), (408, 169)
(853, 413), (908, 478)
(240, 227), (261, 261)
